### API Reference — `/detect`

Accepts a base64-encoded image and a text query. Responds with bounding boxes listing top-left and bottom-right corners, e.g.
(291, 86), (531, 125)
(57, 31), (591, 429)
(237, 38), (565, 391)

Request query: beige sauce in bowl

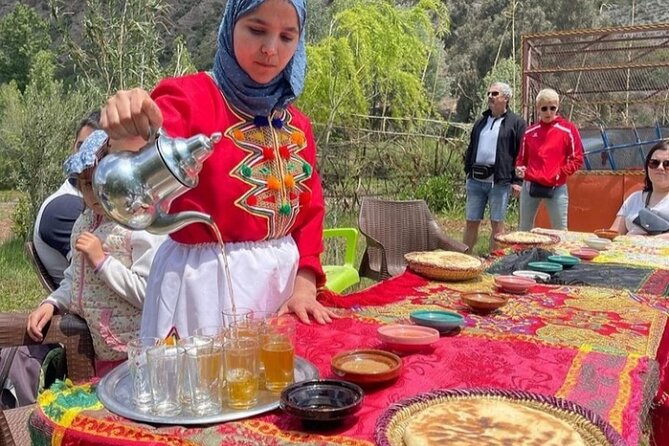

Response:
(340, 358), (391, 374)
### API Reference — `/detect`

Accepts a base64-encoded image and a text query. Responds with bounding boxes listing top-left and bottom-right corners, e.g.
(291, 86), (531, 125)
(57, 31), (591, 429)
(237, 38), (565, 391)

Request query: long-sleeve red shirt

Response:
(516, 116), (584, 187)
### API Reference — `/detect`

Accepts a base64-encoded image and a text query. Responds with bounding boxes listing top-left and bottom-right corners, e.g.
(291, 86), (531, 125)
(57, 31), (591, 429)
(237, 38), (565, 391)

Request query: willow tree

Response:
(298, 0), (450, 213)
(299, 0), (449, 133)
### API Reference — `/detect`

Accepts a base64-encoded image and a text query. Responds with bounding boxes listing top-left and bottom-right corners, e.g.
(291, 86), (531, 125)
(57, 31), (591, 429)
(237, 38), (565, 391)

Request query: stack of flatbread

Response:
(495, 231), (556, 245)
(404, 251), (484, 281)
(403, 398), (586, 446)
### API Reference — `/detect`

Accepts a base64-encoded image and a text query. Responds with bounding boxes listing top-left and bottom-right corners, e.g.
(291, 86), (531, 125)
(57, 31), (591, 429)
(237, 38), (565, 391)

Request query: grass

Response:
(0, 237), (45, 312)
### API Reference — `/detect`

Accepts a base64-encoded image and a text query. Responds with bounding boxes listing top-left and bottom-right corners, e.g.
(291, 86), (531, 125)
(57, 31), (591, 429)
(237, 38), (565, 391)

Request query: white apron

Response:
(140, 236), (299, 339)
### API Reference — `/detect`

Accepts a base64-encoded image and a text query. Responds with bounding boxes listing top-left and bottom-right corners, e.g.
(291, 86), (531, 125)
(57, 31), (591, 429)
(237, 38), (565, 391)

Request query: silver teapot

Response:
(93, 129), (222, 234)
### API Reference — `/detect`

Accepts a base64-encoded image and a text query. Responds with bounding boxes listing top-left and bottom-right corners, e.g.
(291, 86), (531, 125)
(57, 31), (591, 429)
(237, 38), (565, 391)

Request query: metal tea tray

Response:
(97, 356), (319, 425)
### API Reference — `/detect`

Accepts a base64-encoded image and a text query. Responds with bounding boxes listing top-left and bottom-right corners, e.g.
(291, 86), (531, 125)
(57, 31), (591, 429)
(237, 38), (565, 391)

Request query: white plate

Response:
(513, 270), (551, 281)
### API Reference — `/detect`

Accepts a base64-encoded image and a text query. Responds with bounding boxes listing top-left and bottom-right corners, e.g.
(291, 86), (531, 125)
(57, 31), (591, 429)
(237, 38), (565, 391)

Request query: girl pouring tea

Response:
(95, 0), (337, 340)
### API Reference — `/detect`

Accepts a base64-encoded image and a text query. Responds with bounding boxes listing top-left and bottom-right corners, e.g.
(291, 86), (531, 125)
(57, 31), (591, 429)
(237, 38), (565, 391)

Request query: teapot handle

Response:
(147, 126), (162, 142)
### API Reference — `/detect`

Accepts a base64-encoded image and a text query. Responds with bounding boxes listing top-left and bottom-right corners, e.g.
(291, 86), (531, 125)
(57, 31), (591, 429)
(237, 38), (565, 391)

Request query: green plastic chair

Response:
(322, 228), (360, 293)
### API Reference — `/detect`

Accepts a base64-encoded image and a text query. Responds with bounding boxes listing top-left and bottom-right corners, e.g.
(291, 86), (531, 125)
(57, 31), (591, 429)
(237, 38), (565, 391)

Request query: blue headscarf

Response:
(212, 0), (307, 118)
(63, 130), (108, 176)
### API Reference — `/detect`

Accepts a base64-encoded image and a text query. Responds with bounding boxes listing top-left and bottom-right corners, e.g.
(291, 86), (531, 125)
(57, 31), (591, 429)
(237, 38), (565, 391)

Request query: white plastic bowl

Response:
(584, 237), (612, 250)
(513, 270), (551, 282)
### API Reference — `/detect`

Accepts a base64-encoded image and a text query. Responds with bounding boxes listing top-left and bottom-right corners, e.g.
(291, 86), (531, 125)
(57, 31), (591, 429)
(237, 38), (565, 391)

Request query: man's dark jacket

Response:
(463, 109), (526, 185)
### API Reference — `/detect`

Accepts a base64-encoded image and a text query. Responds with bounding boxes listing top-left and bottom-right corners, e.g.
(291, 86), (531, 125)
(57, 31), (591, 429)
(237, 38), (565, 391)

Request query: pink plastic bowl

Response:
(494, 275), (536, 294)
(377, 324), (440, 352)
(570, 248), (599, 261)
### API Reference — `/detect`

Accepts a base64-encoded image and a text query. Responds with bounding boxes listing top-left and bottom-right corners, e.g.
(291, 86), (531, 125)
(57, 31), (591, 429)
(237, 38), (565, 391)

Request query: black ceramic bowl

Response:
(280, 379), (364, 423)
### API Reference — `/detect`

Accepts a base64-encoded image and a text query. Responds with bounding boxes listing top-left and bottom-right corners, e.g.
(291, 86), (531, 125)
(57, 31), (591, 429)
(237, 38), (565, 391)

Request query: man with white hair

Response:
(463, 82), (526, 252)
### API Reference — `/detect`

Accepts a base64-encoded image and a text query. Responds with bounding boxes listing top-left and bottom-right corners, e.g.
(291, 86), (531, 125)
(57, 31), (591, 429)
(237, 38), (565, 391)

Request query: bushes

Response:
(410, 172), (465, 214)
(0, 52), (93, 240)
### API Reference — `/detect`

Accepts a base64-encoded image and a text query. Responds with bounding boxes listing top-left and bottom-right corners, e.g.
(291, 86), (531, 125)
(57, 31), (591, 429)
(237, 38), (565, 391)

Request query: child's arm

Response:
(28, 262), (75, 341)
(95, 231), (165, 308)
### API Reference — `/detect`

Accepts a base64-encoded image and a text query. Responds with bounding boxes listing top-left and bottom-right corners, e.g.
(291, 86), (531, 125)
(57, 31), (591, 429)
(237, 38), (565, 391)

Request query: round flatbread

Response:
(404, 251), (482, 271)
(496, 231), (554, 244)
(403, 398), (586, 446)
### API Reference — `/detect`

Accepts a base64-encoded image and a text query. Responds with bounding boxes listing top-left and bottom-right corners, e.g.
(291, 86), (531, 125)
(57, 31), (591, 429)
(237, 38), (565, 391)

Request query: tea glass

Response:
(177, 336), (214, 412)
(147, 344), (184, 416)
(221, 306), (253, 328)
(193, 326), (228, 403)
(193, 325), (228, 346)
(261, 315), (296, 393)
(227, 319), (265, 389)
(127, 337), (161, 412)
(224, 337), (259, 409)
(183, 340), (223, 416)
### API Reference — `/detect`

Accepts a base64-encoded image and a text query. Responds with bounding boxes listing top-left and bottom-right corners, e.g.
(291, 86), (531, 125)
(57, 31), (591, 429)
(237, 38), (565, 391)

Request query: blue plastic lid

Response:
(547, 255), (581, 266)
(409, 310), (465, 330)
(527, 261), (563, 273)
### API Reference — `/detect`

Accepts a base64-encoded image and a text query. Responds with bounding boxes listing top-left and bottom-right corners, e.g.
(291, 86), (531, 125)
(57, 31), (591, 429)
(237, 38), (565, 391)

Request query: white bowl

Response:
(584, 237), (612, 250)
(513, 270), (551, 282)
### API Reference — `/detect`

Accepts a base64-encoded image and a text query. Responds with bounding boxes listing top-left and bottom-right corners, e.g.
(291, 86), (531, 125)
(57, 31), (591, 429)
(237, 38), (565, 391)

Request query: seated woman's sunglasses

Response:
(648, 159), (669, 169)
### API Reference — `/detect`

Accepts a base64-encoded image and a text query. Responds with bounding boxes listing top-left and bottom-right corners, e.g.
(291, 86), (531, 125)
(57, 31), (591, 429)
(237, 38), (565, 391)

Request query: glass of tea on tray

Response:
(261, 315), (296, 393)
(224, 336), (259, 409)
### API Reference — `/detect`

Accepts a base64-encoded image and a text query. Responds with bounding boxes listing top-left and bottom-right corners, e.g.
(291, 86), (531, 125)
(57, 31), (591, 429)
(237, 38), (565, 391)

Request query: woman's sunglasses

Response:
(487, 91), (500, 97)
(540, 106), (557, 112)
(648, 159), (669, 169)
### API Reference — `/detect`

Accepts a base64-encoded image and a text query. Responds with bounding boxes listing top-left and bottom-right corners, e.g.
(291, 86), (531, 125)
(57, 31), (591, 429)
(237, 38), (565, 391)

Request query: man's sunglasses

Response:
(487, 91), (500, 97)
(648, 159), (669, 169)
(540, 106), (557, 112)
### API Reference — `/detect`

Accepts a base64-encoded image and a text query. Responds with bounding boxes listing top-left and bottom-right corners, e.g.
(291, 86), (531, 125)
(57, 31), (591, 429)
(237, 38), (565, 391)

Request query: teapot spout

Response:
(149, 210), (214, 235)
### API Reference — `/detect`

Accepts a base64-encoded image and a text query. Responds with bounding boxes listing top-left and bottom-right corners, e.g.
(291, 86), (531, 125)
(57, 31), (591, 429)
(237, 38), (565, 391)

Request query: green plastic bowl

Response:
(527, 261), (563, 273)
(546, 255), (581, 268)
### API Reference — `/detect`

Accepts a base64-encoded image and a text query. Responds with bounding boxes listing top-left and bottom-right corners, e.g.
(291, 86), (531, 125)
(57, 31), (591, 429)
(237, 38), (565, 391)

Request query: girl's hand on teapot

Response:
(101, 88), (163, 143)
(75, 232), (107, 269)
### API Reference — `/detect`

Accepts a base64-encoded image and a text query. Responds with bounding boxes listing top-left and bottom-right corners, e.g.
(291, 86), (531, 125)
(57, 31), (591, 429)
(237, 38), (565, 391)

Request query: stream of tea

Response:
(209, 223), (237, 316)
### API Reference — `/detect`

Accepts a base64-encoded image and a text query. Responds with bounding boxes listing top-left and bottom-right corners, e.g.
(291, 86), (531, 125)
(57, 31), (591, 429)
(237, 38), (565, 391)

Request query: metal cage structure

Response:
(521, 24), (669, 170)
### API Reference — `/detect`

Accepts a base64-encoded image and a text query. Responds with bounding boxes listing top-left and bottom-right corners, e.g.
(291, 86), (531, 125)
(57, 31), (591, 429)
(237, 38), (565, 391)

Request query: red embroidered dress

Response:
(139, 73), (326, 339)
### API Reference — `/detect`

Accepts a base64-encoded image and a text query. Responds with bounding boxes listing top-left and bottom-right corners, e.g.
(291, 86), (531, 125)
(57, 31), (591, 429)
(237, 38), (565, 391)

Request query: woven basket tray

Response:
(374, 388), (624, 446)
(406, 262), (484, 281)
(494, 232), (561, 249)
(404, 252), (484, 282)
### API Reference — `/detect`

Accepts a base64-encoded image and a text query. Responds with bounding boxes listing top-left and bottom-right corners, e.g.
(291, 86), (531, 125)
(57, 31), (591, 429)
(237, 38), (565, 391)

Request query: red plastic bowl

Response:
(594, 229), (618, 240)
(570, 248), (599, 261)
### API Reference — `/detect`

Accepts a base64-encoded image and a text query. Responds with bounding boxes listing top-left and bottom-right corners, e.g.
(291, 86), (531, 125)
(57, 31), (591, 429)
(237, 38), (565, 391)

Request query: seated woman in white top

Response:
(610, 140), (669, 237)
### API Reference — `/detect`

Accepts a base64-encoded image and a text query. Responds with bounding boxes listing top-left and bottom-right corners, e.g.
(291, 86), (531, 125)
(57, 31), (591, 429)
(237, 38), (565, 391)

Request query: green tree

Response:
(0, 51), (90, 239)
(0, 4), (52, 91)
(299, 0), (449, 134)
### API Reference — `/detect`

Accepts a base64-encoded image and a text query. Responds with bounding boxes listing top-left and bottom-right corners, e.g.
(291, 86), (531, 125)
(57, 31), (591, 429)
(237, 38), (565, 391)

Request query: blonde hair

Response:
(535, 88), (559, 105)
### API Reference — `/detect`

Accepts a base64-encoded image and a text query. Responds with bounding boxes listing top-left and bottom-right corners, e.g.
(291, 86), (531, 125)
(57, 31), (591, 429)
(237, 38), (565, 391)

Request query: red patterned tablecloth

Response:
(531, 228), (669, 272)
(29, 271), (666, 446)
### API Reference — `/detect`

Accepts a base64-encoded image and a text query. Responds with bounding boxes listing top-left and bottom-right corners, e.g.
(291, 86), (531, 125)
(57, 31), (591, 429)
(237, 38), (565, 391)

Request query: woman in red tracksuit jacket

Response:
(515, 88), (584, 230)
